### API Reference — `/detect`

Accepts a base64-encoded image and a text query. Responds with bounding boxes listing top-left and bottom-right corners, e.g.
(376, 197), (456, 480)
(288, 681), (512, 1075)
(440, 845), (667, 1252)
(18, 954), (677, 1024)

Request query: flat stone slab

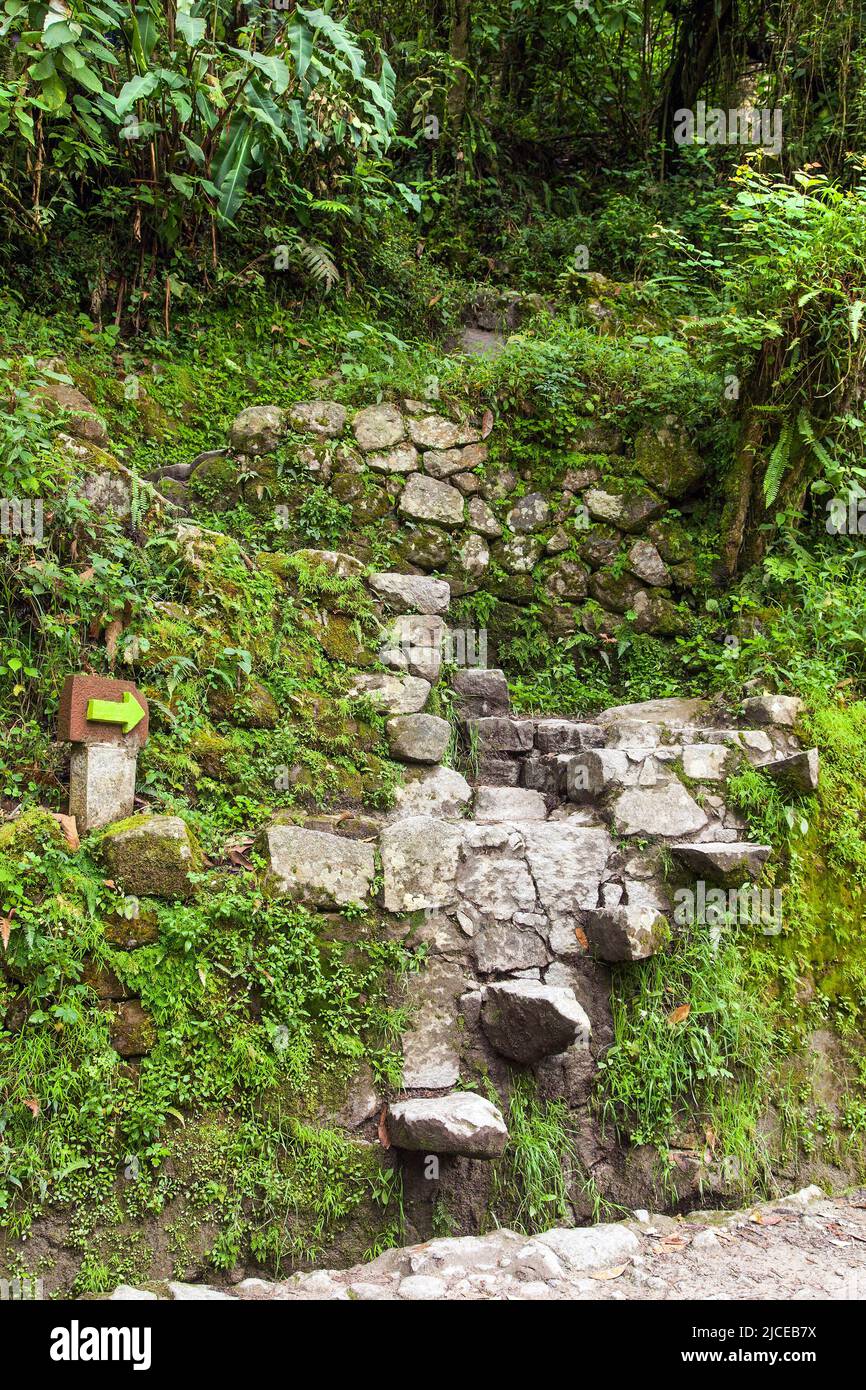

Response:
(742, 695), (802, 728)
(612, 782), (708, 838)
(596, 697), (711, 728)
(473, 786), (547, 822)
(387, 1093), (508, 1158)
(380, 816), (463, 912)
(400, 956), (467, 1090)
(263, 825), (375, 907)
(671, 841), (772, 882)
(369, 572), (451, 615)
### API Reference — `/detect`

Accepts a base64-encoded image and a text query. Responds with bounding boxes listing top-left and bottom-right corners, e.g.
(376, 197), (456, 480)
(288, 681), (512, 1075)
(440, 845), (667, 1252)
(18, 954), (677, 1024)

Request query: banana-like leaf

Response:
(215, 117), (256, 227)
(298, 6), (365, 79)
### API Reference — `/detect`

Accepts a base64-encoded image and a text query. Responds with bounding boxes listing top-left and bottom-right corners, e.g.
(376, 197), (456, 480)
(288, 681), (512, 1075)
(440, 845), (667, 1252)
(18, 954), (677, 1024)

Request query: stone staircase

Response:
(256, 568), (819, 1170)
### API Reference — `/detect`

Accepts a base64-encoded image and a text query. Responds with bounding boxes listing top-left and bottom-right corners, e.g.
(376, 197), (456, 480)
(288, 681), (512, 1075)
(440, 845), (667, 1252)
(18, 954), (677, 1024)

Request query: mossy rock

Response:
(100, 814), (204, 899)
(633, 416), (704, 499)
(308, 612), (375, 666)
(484, 567), (535, 604)
(577, 522), (621, 570)
(103, 901), (160, 950)
(104, 999), (157, 1056)
(190, 454), (282, 514)
(0, 807), (68, 857)
(189, 727), (238, 780)
(589, 567), (647, 614)
(398, 524), (453, 571)
(646, 518), (695, 565)
(135, 390), (181, 442)
(208, 678), (280, 729)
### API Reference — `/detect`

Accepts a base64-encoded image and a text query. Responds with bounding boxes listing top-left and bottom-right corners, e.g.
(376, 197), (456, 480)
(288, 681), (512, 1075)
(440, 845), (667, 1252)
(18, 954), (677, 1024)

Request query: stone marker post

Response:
(58, 675), (149, 834)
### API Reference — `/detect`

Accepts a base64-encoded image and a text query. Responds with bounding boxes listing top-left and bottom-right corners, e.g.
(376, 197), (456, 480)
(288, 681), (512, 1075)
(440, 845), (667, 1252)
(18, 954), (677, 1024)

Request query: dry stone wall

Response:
(152, 393), (718, 660)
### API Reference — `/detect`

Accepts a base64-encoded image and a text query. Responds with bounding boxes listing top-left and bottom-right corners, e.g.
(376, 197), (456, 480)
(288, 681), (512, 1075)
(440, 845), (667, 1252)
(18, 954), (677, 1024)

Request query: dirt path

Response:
(107, 1186), (866, 1301)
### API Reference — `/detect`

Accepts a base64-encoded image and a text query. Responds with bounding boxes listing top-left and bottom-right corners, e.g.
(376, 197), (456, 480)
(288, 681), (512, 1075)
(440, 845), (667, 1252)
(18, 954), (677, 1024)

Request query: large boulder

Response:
(386, 714), (451, 764)
(353, 403), (404, 451)
(262, 825), (375, 908)
(230, 404), (286, 454)
(399, 474), (465, 527)
(481, 981), (590, 1063)
(380, 816), (463, 912)
(387, 1094), (508, 1159)
(100, 815), (204, 899)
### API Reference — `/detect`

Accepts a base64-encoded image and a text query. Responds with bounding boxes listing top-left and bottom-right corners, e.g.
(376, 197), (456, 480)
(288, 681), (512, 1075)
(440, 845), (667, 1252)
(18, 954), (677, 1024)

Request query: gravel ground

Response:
(106, 1186), (866, 1301)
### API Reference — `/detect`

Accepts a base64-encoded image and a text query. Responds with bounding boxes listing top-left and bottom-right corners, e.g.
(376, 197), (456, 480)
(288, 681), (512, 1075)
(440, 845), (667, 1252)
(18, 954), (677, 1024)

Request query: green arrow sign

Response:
(86, 690), (146, 735)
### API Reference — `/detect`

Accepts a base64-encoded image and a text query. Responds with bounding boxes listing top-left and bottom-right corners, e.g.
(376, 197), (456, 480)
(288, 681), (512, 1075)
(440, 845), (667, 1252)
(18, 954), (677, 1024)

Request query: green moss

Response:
(100, 815), (205, 899)
(0, 807), (67, 856)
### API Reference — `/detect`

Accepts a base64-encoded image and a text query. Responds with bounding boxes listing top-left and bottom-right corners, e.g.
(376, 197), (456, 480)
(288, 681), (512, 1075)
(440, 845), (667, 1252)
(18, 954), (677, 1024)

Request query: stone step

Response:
(387, 1093), (508, 1159)
(670, 841), (772, 883)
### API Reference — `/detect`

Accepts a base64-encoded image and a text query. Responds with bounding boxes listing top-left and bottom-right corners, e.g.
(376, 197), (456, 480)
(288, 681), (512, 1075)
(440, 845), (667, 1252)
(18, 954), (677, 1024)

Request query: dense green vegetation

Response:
(2, 0), (866, 1289)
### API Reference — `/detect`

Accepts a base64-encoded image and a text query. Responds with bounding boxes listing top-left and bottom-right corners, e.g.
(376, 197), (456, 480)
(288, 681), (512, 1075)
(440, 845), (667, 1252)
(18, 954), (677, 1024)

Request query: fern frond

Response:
(297, 239), (339, 293)
(763, 418), (793, 506)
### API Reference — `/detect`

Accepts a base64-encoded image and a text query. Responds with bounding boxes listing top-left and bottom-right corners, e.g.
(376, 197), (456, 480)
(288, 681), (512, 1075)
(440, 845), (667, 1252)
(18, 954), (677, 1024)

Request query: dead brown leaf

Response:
(377, 1105), (390, 1149)
(590, 1264), (628, 1280)
(51, 812), (80, 851)
(481, 408), (494, 438)
(104, 616), (124, 663)
(1, 908), (14, 950)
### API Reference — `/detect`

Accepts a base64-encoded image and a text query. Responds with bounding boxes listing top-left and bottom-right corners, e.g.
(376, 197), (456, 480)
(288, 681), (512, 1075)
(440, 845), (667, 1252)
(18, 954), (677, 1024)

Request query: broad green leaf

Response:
(116, 72), (158, 114)
(214, 117), (256, 226)
(298, 6), (365, 79)
(286, 21), (313, 82)
(228, 47), (290, 93)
